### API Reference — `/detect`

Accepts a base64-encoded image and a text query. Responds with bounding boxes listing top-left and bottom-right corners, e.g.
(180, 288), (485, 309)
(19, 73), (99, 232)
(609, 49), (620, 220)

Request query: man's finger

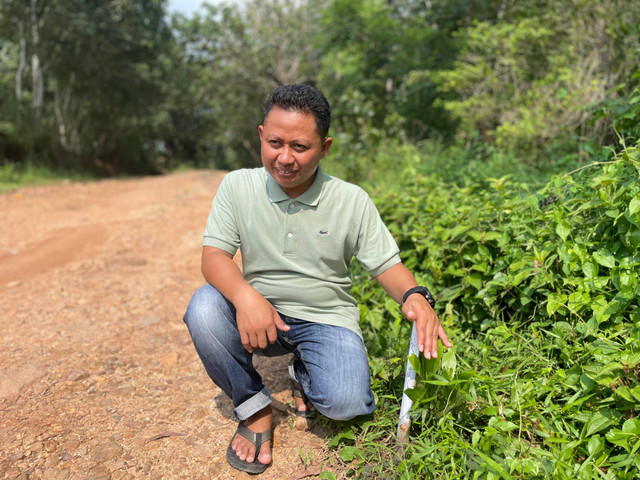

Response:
(256, 331), (268, 350)
(267, 324), (278, 344)
(430, 317), (439, 358)
(274, 314), (290, 332)
(415, 318), (427, 356)
(438, 326), (453, 348)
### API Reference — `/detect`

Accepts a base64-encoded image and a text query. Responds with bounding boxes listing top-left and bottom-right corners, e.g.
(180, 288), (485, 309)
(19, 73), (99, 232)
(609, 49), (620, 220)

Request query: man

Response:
(183, 84), (451, 474)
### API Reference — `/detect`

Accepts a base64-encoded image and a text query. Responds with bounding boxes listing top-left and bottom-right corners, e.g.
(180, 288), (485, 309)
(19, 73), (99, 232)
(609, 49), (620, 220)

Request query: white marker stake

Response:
(397, 322), (419, 444)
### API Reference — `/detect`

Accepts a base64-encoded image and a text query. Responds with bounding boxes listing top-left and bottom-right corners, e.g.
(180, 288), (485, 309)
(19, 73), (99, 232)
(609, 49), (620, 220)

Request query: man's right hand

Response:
(201, 246), (290, 353)
(234, 289), (290, 353)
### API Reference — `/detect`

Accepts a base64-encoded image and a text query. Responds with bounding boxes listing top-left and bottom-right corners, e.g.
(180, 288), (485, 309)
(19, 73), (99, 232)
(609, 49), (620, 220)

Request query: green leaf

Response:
(567, 290), (590, 313)
(547, 293), (567, 315)
(441, 346), (457, 381)
(587, 435), (604, 456)
(629, 195), (640, 215)
(319, 472), (337, 480)
(469, 447), (514, 480)
(472, 430), (481, 447)
(467, 272), (483, 290)
(339, 446), (361, 462)
(593, 249), (616, 268)
(582, 409), (621, 438)
(556, 220), (571, 241)
(622, 418), (640, 435)
(483, 232), (502, 242)
(582, 261), (598, 279)
(448, 224), (468, 240)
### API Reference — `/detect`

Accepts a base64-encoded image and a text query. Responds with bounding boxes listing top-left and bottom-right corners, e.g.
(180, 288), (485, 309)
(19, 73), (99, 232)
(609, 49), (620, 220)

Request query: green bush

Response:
(336, 142), (640, 479)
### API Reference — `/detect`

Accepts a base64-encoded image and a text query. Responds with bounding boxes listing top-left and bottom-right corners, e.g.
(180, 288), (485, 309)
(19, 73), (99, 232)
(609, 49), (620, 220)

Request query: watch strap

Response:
(402, 286), (435, 308)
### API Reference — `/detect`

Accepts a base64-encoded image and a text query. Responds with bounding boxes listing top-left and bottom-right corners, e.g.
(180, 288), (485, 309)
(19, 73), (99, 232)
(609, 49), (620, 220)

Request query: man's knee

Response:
(313, 386), (375, 421)
(184, 285), (225, 323)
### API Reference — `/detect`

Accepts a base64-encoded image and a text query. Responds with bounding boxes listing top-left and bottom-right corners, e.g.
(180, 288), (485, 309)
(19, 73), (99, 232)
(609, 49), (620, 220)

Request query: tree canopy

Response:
(0, 0), (638, 174)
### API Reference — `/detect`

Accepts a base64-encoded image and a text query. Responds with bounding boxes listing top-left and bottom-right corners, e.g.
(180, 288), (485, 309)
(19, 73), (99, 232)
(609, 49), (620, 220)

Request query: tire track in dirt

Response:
(0, 171), (338, 480)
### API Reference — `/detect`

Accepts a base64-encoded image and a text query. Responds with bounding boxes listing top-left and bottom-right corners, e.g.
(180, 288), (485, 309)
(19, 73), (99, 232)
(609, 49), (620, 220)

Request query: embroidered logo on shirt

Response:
(318, 229), (330, 236)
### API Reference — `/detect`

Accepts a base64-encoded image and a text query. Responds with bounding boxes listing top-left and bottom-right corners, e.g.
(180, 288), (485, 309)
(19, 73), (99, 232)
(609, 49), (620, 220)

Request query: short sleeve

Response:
(354, 195), (401, 277)
(203, 174), (240, 255)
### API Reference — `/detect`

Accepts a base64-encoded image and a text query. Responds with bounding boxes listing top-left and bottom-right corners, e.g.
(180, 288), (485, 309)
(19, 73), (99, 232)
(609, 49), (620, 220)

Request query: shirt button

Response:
(287, 233), (293, 238)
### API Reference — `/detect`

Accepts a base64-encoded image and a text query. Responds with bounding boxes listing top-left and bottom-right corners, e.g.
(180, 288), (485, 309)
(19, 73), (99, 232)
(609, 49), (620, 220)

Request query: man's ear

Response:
(321, 137), (333, 157)
(258, 125), (264, 140)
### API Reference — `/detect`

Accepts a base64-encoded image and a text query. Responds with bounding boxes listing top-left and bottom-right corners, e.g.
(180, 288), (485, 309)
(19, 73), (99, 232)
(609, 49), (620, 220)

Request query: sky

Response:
(166, 0), (205, 16)
(167, 0), (245, 16)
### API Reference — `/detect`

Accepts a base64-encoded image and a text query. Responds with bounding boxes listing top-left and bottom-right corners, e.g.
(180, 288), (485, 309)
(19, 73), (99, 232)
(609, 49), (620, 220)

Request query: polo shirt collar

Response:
(266, 166), (330, 207)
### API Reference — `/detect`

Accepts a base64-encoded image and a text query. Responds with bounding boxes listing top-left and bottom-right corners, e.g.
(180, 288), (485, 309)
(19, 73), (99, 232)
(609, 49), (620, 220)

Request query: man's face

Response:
(259, 107), (332, 199)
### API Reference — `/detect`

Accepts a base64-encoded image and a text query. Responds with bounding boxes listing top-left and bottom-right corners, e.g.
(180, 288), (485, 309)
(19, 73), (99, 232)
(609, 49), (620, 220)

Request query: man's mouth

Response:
(275, 168), (296, 178)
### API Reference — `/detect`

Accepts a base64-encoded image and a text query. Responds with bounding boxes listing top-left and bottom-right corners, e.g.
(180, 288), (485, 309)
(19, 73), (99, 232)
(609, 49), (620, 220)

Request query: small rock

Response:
(91, 441), (122, 463)
(9, 451), (25, 461)
(161, 352), (179, 366)
(138, 316), (160, 326)
(0, 364), (46, 401)
(3, 467), (20, 478)
(45, 469), (70, 480)
(192, 406), (209, 420)
(86, 464), (111, 480)
(111, 471), (133, 480)
(7, 280), (22, 288)
(29, 441), (43, 452)
(44, 455), (58, 469)
(23, 433), (37, 446)
(103, 344), (122, 355)
(109, 460), (126, 471)
(66, 370), (90, 382)
(184, 435), (198, 446)
(191, 445), (211, 461)
(44, 440), (58, 453)
(112, 384), (134, 396)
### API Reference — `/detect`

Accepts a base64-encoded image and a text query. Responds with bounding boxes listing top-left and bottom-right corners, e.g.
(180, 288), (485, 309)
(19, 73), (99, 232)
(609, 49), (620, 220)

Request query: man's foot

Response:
(229, 406), (272, 469)
(292, 381), (316, 430)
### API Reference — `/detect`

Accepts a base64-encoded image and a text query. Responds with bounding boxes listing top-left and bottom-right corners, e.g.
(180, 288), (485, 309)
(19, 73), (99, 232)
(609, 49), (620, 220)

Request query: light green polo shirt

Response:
(203, 166), (401, 337)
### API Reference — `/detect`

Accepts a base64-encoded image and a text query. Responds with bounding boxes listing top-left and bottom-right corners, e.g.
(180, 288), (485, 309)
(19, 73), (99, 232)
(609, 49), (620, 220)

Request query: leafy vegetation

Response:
(334, 136), (640, 478)
(2, 0), (638, 176)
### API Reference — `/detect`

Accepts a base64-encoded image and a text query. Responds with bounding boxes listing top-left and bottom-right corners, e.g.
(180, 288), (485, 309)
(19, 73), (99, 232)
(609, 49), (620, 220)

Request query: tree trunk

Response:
(30, 0), (43, 118)
(15, 21), (26, 101)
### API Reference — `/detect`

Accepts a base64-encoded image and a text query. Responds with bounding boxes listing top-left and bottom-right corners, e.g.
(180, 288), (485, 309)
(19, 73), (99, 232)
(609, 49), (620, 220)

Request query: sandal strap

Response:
(236, 424), (272, 448)
(291, 381), (305, 399)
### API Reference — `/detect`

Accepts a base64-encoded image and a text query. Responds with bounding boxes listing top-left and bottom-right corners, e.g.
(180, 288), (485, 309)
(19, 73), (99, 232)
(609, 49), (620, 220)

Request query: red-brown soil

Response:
(0, 171), (341, 480)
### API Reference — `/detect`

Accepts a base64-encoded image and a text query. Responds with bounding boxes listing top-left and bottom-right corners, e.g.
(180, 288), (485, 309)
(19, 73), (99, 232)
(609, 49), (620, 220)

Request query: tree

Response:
(316, 0), (511, 145)
(430, 0), (640, 162)
(0, 0), (172, 174)
(162, 0), (322, 170)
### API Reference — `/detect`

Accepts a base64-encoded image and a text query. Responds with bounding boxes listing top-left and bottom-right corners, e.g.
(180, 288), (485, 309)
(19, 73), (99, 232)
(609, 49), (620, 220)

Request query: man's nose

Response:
(278, 146), (294, 164)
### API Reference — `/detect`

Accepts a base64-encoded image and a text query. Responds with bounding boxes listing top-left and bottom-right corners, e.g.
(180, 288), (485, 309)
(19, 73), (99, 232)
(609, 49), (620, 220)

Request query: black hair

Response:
(262, 84), (331, 138)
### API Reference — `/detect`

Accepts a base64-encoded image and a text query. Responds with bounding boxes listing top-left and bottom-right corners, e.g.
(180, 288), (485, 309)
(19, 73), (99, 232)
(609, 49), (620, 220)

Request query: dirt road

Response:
(0, 171), (338, 480)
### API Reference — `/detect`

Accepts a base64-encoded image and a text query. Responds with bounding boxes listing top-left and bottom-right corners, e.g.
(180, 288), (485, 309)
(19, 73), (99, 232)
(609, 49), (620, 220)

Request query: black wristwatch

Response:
(402, 286), (435, 308)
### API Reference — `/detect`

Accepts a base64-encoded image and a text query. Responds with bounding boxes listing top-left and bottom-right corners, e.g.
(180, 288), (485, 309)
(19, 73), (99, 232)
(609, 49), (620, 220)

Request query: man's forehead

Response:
(262, 108), (323, 139)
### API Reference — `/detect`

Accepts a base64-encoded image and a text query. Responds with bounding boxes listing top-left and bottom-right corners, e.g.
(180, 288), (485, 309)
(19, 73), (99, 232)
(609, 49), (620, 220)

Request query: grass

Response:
(0, 162), (96, 193)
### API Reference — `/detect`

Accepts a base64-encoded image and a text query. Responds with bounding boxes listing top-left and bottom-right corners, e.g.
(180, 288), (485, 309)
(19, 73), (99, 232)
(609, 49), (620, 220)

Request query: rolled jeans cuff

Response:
(234, 387), (272, 421)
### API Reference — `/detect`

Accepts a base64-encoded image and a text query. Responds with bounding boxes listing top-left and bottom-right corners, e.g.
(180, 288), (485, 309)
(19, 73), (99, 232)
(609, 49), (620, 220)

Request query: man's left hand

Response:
(402, 294), (451, 359)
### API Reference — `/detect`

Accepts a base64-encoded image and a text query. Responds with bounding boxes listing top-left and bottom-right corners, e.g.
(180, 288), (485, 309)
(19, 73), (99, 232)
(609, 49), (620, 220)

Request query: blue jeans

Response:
(183, 284), (376, 422)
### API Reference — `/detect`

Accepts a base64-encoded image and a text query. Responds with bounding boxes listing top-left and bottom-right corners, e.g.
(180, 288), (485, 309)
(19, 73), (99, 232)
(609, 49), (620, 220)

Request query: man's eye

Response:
(295, 144), (308, 151)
